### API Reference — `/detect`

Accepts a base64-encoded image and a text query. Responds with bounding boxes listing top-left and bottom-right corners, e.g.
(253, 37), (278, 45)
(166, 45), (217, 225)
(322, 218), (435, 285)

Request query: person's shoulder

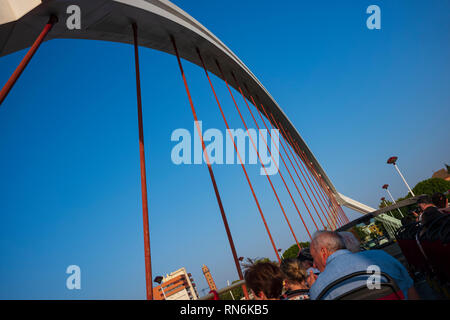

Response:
(360, 248), (395, 259)
(360, 249), (409, 275)
(288, 294), (310, 300)
(424, 206), (443, 216)
(359, 248), (387, 256)
(357, 249), (397, 264)
(309, 272), (328, 299)
(328, 249), (354, 262)
(422, 206), (446, 223)
(286, 289), (310, 300)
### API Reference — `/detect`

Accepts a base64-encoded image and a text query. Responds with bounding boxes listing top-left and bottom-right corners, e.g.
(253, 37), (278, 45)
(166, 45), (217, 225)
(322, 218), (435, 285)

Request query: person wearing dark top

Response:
(432, 192), (450, 214)
(417, 195), (444, 226)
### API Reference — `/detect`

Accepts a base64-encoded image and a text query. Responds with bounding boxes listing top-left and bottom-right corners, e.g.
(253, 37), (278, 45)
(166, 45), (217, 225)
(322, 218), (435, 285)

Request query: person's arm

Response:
(407, 286), (420, 300)
(306, 270), (320, 300)
(306, 270), (318, 288)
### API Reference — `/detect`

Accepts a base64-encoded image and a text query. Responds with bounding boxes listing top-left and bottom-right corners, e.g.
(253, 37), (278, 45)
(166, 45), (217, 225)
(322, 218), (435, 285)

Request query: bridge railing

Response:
(198, 280), (247, 300)
(336, 195), (423, 233)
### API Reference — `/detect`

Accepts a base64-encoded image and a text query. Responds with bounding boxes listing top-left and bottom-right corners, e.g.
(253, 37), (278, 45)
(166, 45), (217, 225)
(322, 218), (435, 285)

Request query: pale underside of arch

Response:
(0, 0), (374, 215)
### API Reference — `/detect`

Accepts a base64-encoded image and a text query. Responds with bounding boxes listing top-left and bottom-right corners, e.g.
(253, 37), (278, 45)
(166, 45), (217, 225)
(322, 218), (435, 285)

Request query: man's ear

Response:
(320, 247), (327, 259)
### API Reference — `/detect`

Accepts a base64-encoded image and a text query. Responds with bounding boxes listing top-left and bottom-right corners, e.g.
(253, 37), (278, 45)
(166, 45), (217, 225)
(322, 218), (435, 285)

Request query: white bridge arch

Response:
(0, 0), (375, 214)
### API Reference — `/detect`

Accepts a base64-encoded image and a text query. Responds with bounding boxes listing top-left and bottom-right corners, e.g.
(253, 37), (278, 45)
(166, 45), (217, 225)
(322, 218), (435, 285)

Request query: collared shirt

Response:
(309, 249), (413, 300)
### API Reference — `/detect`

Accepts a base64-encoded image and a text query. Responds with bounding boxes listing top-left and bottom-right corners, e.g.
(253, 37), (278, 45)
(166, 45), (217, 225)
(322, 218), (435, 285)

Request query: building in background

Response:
(153, 267), (199, 300)
(202, 264), (217, 292)
(432, 165), (450, 181)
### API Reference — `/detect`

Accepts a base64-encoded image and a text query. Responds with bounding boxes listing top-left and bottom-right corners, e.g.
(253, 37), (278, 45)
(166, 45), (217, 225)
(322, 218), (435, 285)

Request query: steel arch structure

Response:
(0, 0), (373, 213)
(0, 0), (378, 299)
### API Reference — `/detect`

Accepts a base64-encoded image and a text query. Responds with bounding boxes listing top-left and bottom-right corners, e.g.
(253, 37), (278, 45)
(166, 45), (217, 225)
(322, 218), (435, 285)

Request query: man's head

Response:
(310, 231), (346, 272)
(244, 262), (283, 300)
(432, 192), (448, 209)
(417, 195), (435, 211)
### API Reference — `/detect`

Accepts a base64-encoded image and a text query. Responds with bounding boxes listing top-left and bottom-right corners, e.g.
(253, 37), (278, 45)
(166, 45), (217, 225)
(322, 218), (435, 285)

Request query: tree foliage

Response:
(281, 242), (310, 260)
(412, 178), (450, 197)
(219, 279), (246, 300)
(378, 178), (450, 218)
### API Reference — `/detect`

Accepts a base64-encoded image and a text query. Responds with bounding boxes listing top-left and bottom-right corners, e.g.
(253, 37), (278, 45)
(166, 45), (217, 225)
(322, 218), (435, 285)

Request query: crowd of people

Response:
(243, 230), (419, 300)
(242, 192), (449, 300)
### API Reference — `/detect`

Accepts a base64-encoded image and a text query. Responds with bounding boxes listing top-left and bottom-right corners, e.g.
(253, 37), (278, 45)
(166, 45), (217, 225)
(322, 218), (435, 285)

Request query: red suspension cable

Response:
(272, 118), (339, 229)
(263, 110), (336, 230)
(218, 64), (314, 242)
(272, 117), (342, 229)
(213, 62), (282, 261)
(312, 169), (346, 225)
(291, 140), (345, 226)
(132, 24), (153, 300)
(229, 75), (320, 236)
(171, 38), (252, 296)
(237, 91), (325, 231)
(197, 52), (298, 260)
(0, 15), (58, 106)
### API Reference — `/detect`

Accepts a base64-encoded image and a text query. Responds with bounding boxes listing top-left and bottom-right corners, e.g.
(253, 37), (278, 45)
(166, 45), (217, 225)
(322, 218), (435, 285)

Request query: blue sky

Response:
(0, 0), (449, 299)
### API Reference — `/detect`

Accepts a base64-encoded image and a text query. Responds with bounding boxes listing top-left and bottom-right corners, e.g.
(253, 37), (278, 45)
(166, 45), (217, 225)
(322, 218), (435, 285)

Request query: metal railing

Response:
(198, 280), (247, 300)
(336, 195), (423, 232)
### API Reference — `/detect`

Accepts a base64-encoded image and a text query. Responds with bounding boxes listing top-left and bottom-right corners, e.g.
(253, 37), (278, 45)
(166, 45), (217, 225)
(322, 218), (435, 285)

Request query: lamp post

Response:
(382, 184), (404, 217)
(380, 197), (394, 217)
(227, 280), (235, 300)
(379, 197), (396, 236)
(387, 157), (415, 196)
(154, 276), (167, 300)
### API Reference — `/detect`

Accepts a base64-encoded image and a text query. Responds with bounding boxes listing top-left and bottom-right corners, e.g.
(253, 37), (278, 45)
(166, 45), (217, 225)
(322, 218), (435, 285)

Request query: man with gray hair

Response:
(308, 230), (419, 300)
(308, 231), (346, 273)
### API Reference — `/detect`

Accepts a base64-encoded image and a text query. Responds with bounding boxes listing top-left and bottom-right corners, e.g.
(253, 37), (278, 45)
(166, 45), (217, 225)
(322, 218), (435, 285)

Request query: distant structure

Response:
(432, 165), (450, 181)
(153, 267), (199, 300)
(202, 264), (217, 292)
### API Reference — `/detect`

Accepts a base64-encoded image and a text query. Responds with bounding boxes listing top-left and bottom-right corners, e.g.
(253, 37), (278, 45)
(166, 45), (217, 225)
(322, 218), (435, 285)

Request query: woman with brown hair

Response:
(280, 258), (310, 300)
(243, 261), (284, 300)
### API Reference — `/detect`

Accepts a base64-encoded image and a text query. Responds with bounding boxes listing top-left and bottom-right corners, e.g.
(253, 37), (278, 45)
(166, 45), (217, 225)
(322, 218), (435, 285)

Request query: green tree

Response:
(378, 177), (450, 220)
(281, 242), (310, 260)
(411, 178), (450, 197)
(219, 279), (246, 300)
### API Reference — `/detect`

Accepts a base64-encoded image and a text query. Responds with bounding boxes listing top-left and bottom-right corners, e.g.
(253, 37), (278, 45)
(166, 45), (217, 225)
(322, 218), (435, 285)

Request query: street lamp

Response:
(379, 197), (396, 236)
(154, 276), (167, 300)
(387, 156), (415, 196)
(382, 184), (404, 217)
(380, 197), (395, 217)
(278, 248), (283, 260)
(227, 280), (235, 300)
